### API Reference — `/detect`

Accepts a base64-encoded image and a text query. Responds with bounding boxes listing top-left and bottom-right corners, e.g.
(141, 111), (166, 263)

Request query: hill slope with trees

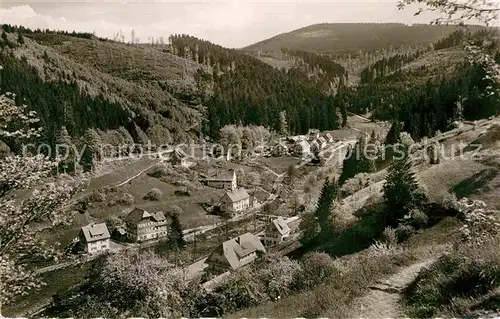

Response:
(242, 23), (485, 54)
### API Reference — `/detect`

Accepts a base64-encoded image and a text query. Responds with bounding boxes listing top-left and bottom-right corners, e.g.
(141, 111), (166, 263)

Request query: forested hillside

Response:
(169, 35), (348, 136)
(0, 25), (209, 150)
(1, 23), (497, 150)
(339, 29), (500, 139)
(243, 23), (483, 54)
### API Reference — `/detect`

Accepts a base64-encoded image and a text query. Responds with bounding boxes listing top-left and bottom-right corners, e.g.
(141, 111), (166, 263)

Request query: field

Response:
(254, 156), (304, 174)
(327, 114), (390, 140)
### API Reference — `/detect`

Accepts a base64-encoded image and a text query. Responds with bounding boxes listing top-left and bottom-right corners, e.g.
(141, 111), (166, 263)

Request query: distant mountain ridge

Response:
(243, 23), (486, 53)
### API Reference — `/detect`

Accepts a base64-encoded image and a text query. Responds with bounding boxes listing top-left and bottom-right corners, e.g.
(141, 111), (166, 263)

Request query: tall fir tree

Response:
(339, 144), (357, 185)
(357, 135), (376, 174)
(382, 146), (426, 227)
(383, 120), (404, 161)
(80, 128), (102, 172)
(299, 212), (319, 246)
(168, 213), (186, 250)
(315, 178), (338, 237)
(1, 31), (8, 47)
(17, 32), (24, 45)
(339, 134), (375, 185)
(277, 110), (289, 136)
(56, 126), (75, 174)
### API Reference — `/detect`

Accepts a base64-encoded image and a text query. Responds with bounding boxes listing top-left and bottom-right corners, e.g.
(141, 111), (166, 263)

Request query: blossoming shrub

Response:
(403, 198), (500, 317)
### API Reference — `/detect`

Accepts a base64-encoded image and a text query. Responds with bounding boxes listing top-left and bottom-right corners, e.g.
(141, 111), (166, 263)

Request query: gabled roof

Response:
(125, 208), (166, 225)
(267, 216), (291, 235)
(152, 211), (166, 222)
(285, 216), (301, 232)
(207, 170), (235, 182)
(225, 188), (250, 203)
(81, 223), (110, 243)
(209, 233), (266, 270)
(317, 136), (327, 144)
(295, 140), (310, 149)
(250, 187), (271, 202)
(273, 141), (288, 149)
(170, 148), (187, 160)
(273, 142), (288, 152)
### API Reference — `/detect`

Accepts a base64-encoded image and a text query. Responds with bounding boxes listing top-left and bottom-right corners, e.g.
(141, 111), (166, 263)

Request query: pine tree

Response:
(382, 146), (425, 227)
(339, 144), (357, 185)
(56, 126), (75, 174)
(80, 128), (102, 172)
(1, 31), (8, 47)
(383, 120), (403, 161)
(130, 123), (149, 145)
(315, 178), (338, 237)
(340, 102), (348, 128)
(277, 110), (289, 136)
(357, 135), (376, 174)
(299, 212), (319, 246)
(339, 135), (375, 185)
(17, 32), (24, 45)
(168, 213), (186, 250)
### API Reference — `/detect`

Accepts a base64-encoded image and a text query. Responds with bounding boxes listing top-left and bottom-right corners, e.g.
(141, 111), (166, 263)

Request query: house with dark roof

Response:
(271, 141), (288, 157)
(263, 216), (291, 246)
(308, 129), (320, 140)
(249, 187), (271, 207)
(324, 133), (334, 143)
(169, 148), (189, 167)
(293, 140), (311, 158)
(79, 223), (111, 254)
(125, 208), (168, 242)
(206, 169), (237, 191)
(221, 187), (250, 216)
(206, 232), (266, 274)
(311, 136), (327, 153)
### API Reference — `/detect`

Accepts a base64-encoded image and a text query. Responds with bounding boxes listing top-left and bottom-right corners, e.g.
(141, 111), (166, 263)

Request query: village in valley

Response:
(3, 1), (500, 315)
(70, 122), (367, 288)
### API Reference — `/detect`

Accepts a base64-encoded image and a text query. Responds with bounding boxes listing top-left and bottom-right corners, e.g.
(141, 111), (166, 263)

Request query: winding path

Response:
(349, 258), (436, 318)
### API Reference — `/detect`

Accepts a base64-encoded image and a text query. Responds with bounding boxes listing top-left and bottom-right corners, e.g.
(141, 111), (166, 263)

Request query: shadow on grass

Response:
(288, 203), (387, 259)
(288, 201), (460, 260)
(451, 168), (498, 198)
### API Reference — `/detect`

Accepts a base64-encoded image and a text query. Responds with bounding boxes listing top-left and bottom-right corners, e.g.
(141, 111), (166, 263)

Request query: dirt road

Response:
(349, 258), (435, 318)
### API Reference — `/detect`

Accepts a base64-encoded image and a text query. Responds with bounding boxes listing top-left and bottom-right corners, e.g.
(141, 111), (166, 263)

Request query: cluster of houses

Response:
(269, 129), (335, 159)
(79, 208), (299, 277)
(204, 169), (256, 217)
(78, 134), (310, 277)
(204, 215), (299, 276)
(78, 166), (266, 255)
(78, 207), (169, 255)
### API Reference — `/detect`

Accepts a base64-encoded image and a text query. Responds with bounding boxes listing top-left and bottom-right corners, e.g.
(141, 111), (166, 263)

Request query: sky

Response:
(0, 0), (493, 48)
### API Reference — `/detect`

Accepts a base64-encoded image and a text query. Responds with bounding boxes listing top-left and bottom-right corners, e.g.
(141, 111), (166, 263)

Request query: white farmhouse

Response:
(271, 141), (288, 157)
(263, 216), (291, 246)
(311, 136), (327, 153)
(221, 188), (250, 217)
(206, 233), (266, 275)
(206, 170), (237, 191)
(293, 140), (311, 158)
(79, 223), (111, 254)
(125, 208), (168, 242)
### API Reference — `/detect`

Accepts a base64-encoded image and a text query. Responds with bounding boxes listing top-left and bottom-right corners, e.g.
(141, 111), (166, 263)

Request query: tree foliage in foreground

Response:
(398, 0), (499, 26)
(0, 93), (86, 314)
